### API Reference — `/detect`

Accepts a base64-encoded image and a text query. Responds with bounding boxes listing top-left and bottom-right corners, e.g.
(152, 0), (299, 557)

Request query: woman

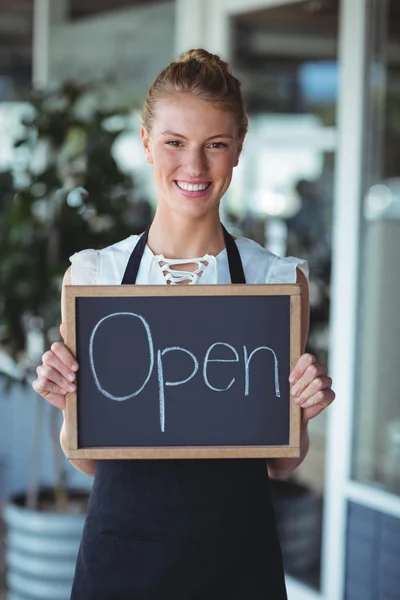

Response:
(33, 49), (335, 600)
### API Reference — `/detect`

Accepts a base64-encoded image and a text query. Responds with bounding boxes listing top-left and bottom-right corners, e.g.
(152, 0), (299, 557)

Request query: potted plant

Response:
(0, 81), (151, 600)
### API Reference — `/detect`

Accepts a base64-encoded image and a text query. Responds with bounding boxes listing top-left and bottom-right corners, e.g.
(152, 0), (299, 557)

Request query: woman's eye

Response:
(165, 140), (227, 149)
(209, 142), (228, 149)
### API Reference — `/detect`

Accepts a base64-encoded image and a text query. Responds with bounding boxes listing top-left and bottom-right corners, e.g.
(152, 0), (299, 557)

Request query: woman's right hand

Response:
(32, 337), (79, 410)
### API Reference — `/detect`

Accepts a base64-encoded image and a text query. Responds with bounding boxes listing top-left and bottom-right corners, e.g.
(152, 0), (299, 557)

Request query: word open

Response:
(89, 312), (281, 432)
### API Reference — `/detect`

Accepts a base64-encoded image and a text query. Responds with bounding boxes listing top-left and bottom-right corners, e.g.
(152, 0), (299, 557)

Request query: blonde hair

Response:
(142, 48), (248, 141)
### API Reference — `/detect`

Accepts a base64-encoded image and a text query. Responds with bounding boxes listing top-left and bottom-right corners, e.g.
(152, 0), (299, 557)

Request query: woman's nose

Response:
(186, 150), (207, 177)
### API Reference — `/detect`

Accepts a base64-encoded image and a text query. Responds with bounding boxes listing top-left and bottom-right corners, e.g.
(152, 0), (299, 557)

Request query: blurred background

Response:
(0, 0), (399, 599)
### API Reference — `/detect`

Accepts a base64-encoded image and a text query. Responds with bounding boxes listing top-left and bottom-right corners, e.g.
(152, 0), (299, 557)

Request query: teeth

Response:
(177, 182), (209, 192)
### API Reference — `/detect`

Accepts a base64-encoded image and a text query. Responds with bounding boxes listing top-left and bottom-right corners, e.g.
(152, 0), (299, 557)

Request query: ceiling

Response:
(235, 0), (400, 42)
(233, 0), (400, 69)
(1, 0), (400, 99)
(236, 0), (339, 35)
(233, 0), (339, 65)
(68, 0), (161, 20)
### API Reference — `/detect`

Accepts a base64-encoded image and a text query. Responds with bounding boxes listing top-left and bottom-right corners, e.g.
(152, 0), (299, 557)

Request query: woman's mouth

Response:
(174, 181), (212, 197)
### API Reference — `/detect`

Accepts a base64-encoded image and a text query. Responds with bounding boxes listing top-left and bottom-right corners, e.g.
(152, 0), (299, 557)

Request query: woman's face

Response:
(141, 93), (243, 219)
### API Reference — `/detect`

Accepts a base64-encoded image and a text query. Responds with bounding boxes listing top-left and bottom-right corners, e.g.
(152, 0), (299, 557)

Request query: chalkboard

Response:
(65, 284), (302, 459)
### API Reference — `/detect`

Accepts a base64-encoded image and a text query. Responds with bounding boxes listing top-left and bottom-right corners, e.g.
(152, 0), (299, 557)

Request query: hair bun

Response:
(177, 48), (229, 72)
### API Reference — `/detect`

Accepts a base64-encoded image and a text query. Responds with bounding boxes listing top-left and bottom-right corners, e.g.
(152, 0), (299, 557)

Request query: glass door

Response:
(202, 0), (339, 597)
(324, 0), (400, 598)
(352, 0), (400, 497)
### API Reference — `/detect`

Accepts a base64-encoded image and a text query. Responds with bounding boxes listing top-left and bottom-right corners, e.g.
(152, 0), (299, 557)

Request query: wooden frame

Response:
(65, 284), (302, 459)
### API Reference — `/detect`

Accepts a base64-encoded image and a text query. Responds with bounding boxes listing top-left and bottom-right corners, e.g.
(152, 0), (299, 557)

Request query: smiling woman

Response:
(32, 47), (335, 600)
(141, 93), (241, 226)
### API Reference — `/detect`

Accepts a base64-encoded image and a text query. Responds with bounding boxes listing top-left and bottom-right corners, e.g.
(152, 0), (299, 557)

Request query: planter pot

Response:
(4, 488), (88, 600)
(270, 479), (323, 577)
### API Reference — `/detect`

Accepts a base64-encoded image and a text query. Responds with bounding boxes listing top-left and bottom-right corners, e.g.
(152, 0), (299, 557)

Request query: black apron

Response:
(70, 224), (287, 600)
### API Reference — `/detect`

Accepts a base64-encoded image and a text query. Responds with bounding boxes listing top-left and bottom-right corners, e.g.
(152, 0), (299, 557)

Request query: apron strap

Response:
(221, 224), (246, 285)
(121, 225), (151, 285)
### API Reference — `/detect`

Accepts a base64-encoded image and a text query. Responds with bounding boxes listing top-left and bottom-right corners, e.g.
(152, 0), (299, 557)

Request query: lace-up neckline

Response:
(154, 254), (217, 285)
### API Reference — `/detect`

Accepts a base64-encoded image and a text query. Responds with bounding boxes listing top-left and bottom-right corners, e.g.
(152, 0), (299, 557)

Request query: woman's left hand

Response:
(289, 353), (335, 424)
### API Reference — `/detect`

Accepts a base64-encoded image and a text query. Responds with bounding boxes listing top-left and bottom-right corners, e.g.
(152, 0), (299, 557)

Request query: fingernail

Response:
(68, 384), (76, 392)
(289, 375), (296, 383)
(71, 364), (78, 371)
(292, 386), (300, 396)
(67, 373), (75, 381)
(300, 399), (309, 407)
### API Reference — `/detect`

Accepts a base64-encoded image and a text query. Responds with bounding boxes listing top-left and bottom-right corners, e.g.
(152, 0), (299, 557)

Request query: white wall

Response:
(48, 1), (175, 99)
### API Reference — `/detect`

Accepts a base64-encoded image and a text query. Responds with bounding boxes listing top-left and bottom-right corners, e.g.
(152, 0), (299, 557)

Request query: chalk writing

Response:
(157, 347), (199, 432)
(89, 312), (154, 401)
(89, 312), (281, 432)
(203, 342), (239, 392)
(243, 346), (280, 398)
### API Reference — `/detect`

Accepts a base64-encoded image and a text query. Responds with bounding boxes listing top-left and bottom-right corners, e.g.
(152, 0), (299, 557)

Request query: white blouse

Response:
(70, 234), (308, 286)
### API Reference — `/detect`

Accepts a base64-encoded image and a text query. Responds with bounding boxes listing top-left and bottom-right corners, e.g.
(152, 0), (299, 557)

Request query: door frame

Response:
(322, 2), (369, 598)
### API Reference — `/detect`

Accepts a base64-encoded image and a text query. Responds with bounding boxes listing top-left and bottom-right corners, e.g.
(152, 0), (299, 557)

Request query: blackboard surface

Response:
(65, 285), (302, 458)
